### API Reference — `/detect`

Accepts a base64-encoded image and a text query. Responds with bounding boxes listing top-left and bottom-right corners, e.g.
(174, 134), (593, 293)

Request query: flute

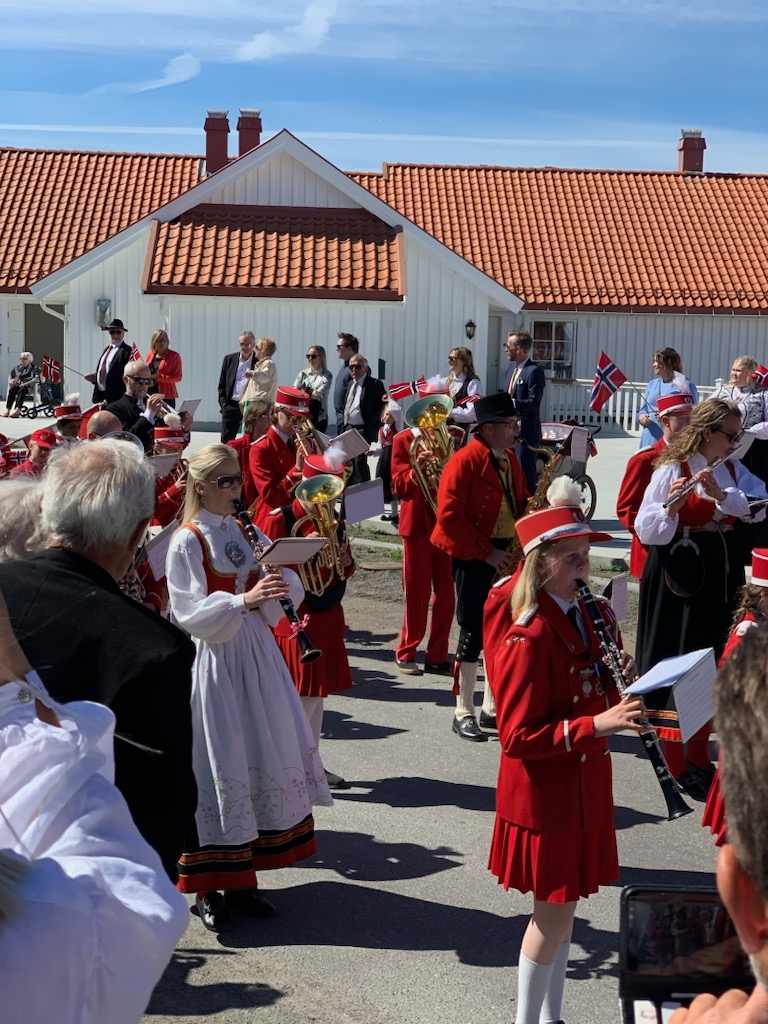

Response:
(661, 455), (729, 510)
(232, 499), (322, 664)
(575, 579), (692, 821)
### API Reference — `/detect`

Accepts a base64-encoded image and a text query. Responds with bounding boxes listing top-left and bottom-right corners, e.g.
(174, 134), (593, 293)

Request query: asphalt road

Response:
(145, 556), (717, 1024)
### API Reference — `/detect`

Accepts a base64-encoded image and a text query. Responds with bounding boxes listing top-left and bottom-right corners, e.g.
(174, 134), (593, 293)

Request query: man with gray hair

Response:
(218, 332), (257, 442)
(106, 360), (167, 451)
(0, 439), (196, 879)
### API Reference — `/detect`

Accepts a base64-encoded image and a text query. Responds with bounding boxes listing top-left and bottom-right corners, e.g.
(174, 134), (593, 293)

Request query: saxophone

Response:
(497, 445), (564, 575)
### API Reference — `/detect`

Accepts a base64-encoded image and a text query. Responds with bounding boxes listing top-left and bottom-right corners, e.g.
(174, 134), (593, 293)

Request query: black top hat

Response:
(104, 318), (127, 332)
(474, 391), (517, 425)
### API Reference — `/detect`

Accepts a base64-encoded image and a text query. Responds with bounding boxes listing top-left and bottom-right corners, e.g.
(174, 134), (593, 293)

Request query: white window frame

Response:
(528, 319), (577, 380)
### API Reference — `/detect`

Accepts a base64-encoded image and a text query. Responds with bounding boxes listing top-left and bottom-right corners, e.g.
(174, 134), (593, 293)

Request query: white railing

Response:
(542, 379), (722, 435)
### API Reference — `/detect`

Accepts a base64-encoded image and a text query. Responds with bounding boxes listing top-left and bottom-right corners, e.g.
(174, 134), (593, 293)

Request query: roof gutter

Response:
(39, 301), (67, 324)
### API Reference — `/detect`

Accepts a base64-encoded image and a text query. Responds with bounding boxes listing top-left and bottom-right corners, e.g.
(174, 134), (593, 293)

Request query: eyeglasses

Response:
(715, 427), (744, 444)
(127, 376), (152, 385)
(306, 352), (319, 358)
(448, 355), (458, 361)
(213, 474), (242, 490)
(109, 330), (123, 336)
(349, 363), (365, 371)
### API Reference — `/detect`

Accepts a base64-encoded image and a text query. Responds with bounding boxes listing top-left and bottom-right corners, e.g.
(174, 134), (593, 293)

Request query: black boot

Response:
(194, 891), (232, 932)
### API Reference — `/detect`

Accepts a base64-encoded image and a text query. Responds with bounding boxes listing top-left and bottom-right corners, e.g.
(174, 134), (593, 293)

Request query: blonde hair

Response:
(656, 398), (741, 467)
(509, 545), (549, 620)
(734, 355), (757, 373)
(150, 329), (169, 351)
(243, 399), (272, 433)
(257, 337), (276, 358)
(181, 443), (239, 523)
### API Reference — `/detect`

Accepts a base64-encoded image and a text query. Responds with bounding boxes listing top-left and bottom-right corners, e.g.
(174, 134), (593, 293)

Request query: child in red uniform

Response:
(702, 547), (768, 847)
(484, 480), (645, 1024)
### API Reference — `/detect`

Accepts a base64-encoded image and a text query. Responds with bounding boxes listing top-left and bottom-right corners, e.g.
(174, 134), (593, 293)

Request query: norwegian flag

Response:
(417, 374), (450, 397)
(753, 365), (768, 389)
(590, 352), (627, 413)
(388, 376), (426, 401)
(41, 355), (62, 384)
(456, 393), (480, 407)
(131, 343), (142, 361)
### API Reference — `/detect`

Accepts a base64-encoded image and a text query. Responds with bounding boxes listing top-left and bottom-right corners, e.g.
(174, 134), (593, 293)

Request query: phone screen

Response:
(625, 889), (749, 981)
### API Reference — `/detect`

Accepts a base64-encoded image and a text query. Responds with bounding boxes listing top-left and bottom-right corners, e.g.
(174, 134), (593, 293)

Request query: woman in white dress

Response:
(166, 443), (331, 932)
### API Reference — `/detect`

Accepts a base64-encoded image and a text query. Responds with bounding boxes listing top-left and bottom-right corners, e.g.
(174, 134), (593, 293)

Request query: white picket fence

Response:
(542, 378), (723, 435)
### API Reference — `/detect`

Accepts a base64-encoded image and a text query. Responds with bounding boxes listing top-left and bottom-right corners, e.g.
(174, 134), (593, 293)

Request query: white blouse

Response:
(635, 453), (767, 547)
(448, 373), (482, 424)
(0, 673), (187, 1024)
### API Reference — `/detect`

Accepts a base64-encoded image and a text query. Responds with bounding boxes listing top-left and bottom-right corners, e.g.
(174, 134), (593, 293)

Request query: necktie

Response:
(508, 366), (520, 395)
(567, 605), (585, 645)
(344, 382), (358, 423)
(97, 346), (112, 389)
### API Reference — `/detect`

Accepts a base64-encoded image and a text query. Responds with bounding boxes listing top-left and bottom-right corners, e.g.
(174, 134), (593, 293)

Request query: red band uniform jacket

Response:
(616, 438), (665, 579)
(248, 426), (301, 531)
(391, 427), (437, 537)
(430, 436), (529, 561)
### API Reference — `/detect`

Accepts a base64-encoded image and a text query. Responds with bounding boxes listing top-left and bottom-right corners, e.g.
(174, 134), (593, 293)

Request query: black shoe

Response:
(325, 769), (351, 790)
(194, 891), (232, 932)
(686, 761), (715, 788)
(452, 715), (488, 742)
(380, 513), (392, 522)
(675, 769), (711, 802)
(224, 888), (277, 919)
(424, 660), (451, 675)
(478, 710), (498, 731)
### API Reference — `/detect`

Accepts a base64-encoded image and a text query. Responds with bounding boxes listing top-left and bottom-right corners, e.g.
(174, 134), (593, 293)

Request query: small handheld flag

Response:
(753, 365), (768, 389)
(41, 355), (62, 384)
(590, 352), (627, 413)
(388, 376), (426, 401)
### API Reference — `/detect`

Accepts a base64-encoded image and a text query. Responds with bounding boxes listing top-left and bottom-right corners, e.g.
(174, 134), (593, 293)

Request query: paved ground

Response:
(143, 555), (717, 1024)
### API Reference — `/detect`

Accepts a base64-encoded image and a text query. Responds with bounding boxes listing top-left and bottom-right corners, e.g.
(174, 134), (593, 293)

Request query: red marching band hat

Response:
(54, 393), (83, 421)
(154, 425), (188, 448)
(655, 391), (694, 416)
(302, 452), (346, 479)
(752, 548), (768, 587)
(515, 479), (612, 556)
(274, 386), (311, 417)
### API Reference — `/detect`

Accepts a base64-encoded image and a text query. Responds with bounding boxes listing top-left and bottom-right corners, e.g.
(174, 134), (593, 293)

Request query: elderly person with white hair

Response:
(105, 360), (173, 452)
(0, 439), (197, 880)
(0, 479), (44, 560)
(4, 352), (36, 417)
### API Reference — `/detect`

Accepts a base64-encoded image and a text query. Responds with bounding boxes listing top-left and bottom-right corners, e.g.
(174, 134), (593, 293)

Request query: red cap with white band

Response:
(656, 391), (694, 416)
(752, 548), (768, 587)
(274, 386), (310, 417)
(515, 478), (612, 556)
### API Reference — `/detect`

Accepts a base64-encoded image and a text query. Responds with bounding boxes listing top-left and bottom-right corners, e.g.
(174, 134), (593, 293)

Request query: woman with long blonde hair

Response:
(166, 443), (331, 932)
(634, 398), (768, 797)
(484, 479), (642, 1024)
(145, 329), (183, 406)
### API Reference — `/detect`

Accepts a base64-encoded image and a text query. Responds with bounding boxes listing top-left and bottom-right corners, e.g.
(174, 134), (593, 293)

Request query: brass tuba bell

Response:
(292, 473), (347, 596)
(404, 393), (455, 514)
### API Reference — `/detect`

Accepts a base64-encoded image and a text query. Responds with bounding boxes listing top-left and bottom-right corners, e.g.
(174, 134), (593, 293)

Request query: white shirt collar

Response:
(547, 591), (576, 615)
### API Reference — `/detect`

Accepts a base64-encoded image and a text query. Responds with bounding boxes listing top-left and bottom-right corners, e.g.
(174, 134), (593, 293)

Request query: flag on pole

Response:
(388, 376), (426, 401)
(41, 355), (62, 384)
(131, 343), (142, 361)
(590, 352), (627, 413)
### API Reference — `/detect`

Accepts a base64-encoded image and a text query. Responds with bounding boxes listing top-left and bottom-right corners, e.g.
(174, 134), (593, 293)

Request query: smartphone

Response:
(619, 885), (752, 1024)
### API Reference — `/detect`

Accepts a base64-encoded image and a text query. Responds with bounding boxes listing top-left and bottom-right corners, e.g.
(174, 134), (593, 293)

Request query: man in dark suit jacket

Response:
(218, 332), (257, 442)
(106, 359), (165, 452)
(342, 354), (386, 483)
(0, 439), (197, 881)
(503, 331), (546, 491)
(84, 318), (134, 404)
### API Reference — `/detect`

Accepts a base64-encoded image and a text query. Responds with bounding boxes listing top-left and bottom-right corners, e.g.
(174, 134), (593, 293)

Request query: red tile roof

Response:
(143, 203), (403, 301)
(351, 164), (768, 312)
(0, 147), (201, 293)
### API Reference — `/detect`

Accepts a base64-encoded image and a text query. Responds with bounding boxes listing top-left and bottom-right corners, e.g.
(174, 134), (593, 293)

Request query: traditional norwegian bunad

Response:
(483, 483), (629, 1024)
(701, 547), (768, 846)
(166, 509), (331, 908)
(262, 453), (354, 766)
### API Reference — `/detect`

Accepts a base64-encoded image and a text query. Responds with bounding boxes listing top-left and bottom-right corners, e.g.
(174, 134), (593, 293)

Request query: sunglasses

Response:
(213, 474), (242, 490)
(128, 376), (152, 385)
(109, 330), (123, 336)
(349, 363), (365, 371)
(715, 427), (744, 444)
(306, 352), (319, 358)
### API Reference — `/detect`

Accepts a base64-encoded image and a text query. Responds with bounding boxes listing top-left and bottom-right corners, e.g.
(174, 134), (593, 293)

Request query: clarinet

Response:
(575, 579), (692, 821)
(233, 500), (322, 664)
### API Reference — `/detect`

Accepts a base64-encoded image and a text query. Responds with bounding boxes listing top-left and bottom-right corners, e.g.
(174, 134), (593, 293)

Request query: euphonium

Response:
(404, 393), (455, 514)
(292, 473), (348, 596)
(291, 416), (327, 459)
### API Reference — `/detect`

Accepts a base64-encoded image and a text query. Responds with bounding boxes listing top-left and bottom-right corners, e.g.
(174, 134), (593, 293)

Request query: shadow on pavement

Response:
(570, 919), (621, 980)
(321, 709), (406, 741)
(220, 880), (526, 966)
(346, 627), (398, 646)
(347, 679), (454, 706)
(331, 775), (496, 812)
(303, 828), (462, 881)
(614, 804), (665, 830)
(146, 950), (284, 1016)
(614, 865), (715, 888)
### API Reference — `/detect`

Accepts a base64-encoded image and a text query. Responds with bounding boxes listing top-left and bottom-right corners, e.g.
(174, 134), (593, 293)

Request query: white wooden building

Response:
(2, 116), (768, 427)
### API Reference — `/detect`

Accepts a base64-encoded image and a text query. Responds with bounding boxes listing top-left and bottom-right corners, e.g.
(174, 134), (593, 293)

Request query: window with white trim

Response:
(531, 320), (576, 380)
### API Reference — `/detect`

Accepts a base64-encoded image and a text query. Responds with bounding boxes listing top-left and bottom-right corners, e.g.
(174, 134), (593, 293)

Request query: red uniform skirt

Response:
(488, 816), (619, 903)
(276, 603), (352, 698)
(701, 763), (727, 847)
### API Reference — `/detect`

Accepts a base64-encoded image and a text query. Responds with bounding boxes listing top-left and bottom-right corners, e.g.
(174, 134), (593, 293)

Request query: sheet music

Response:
(344, 478), (385, 524)
(674, 650), (717, 742)
(177, 398), (201, 418)
(326, 428), (369, 460)
(625, 648), (713, 696)
(146, 521), (177, 581)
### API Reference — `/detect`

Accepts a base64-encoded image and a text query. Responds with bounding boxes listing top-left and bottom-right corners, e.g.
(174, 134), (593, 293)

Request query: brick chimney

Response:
(678, 129), (706, 174)
(204, 110), (229, 175)
(237, 108), (262, 156)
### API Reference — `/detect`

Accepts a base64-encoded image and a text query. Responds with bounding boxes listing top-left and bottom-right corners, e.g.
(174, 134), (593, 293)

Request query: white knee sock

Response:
(455, 661), (477, 718)
(300, 696), (324, 748)
(482, 678), (496, 716)
(515, 953), (554, 1024)
(540, 939), (570, 1023)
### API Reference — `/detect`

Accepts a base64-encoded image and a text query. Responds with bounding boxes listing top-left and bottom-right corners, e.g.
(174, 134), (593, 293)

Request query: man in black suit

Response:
(84, 318), (134, 405)
(342, 354), (385, 483)
(105, 359), (165, 452)
(503, 330), (546, 491)
(0, 438), (196, 881)
(218, 332), (257, 442)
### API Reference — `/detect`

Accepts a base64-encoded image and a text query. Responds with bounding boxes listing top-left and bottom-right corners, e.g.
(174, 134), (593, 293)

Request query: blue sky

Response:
(0, 0), (767, 174)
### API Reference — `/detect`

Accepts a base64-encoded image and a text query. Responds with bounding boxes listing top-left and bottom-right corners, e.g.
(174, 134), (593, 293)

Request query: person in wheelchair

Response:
(5, 353), (36, 417)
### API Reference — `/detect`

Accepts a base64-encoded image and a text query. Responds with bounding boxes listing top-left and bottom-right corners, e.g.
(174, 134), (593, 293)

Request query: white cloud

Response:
(87, 52), (201, 96)
(236, 0), (337, 61)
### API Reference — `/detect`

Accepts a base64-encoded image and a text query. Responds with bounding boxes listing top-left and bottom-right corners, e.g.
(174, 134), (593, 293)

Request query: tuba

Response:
(404, 393), (455, 514)
(291, 473), (349, 596)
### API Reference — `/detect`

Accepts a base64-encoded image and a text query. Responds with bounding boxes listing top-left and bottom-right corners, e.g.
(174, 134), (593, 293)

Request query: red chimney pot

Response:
(678, 129), (706, 174)
(237, 108), (262, 156)
(204, 110), (229, 175)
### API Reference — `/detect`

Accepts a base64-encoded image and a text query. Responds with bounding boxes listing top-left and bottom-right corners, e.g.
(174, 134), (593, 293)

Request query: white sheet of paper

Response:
(178, 398), (201, 418)
(344, 478), (385, 524)
(147, 521), (177, 581)
(257, 537), (328, 566)
(674, 649), (717, 742)
(326, 428), (369, 461)
(569, 425), (590, 463)
(605, 574), (629, 623)
(148, 452), (178, 478)
(625, 648), (713, 696)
